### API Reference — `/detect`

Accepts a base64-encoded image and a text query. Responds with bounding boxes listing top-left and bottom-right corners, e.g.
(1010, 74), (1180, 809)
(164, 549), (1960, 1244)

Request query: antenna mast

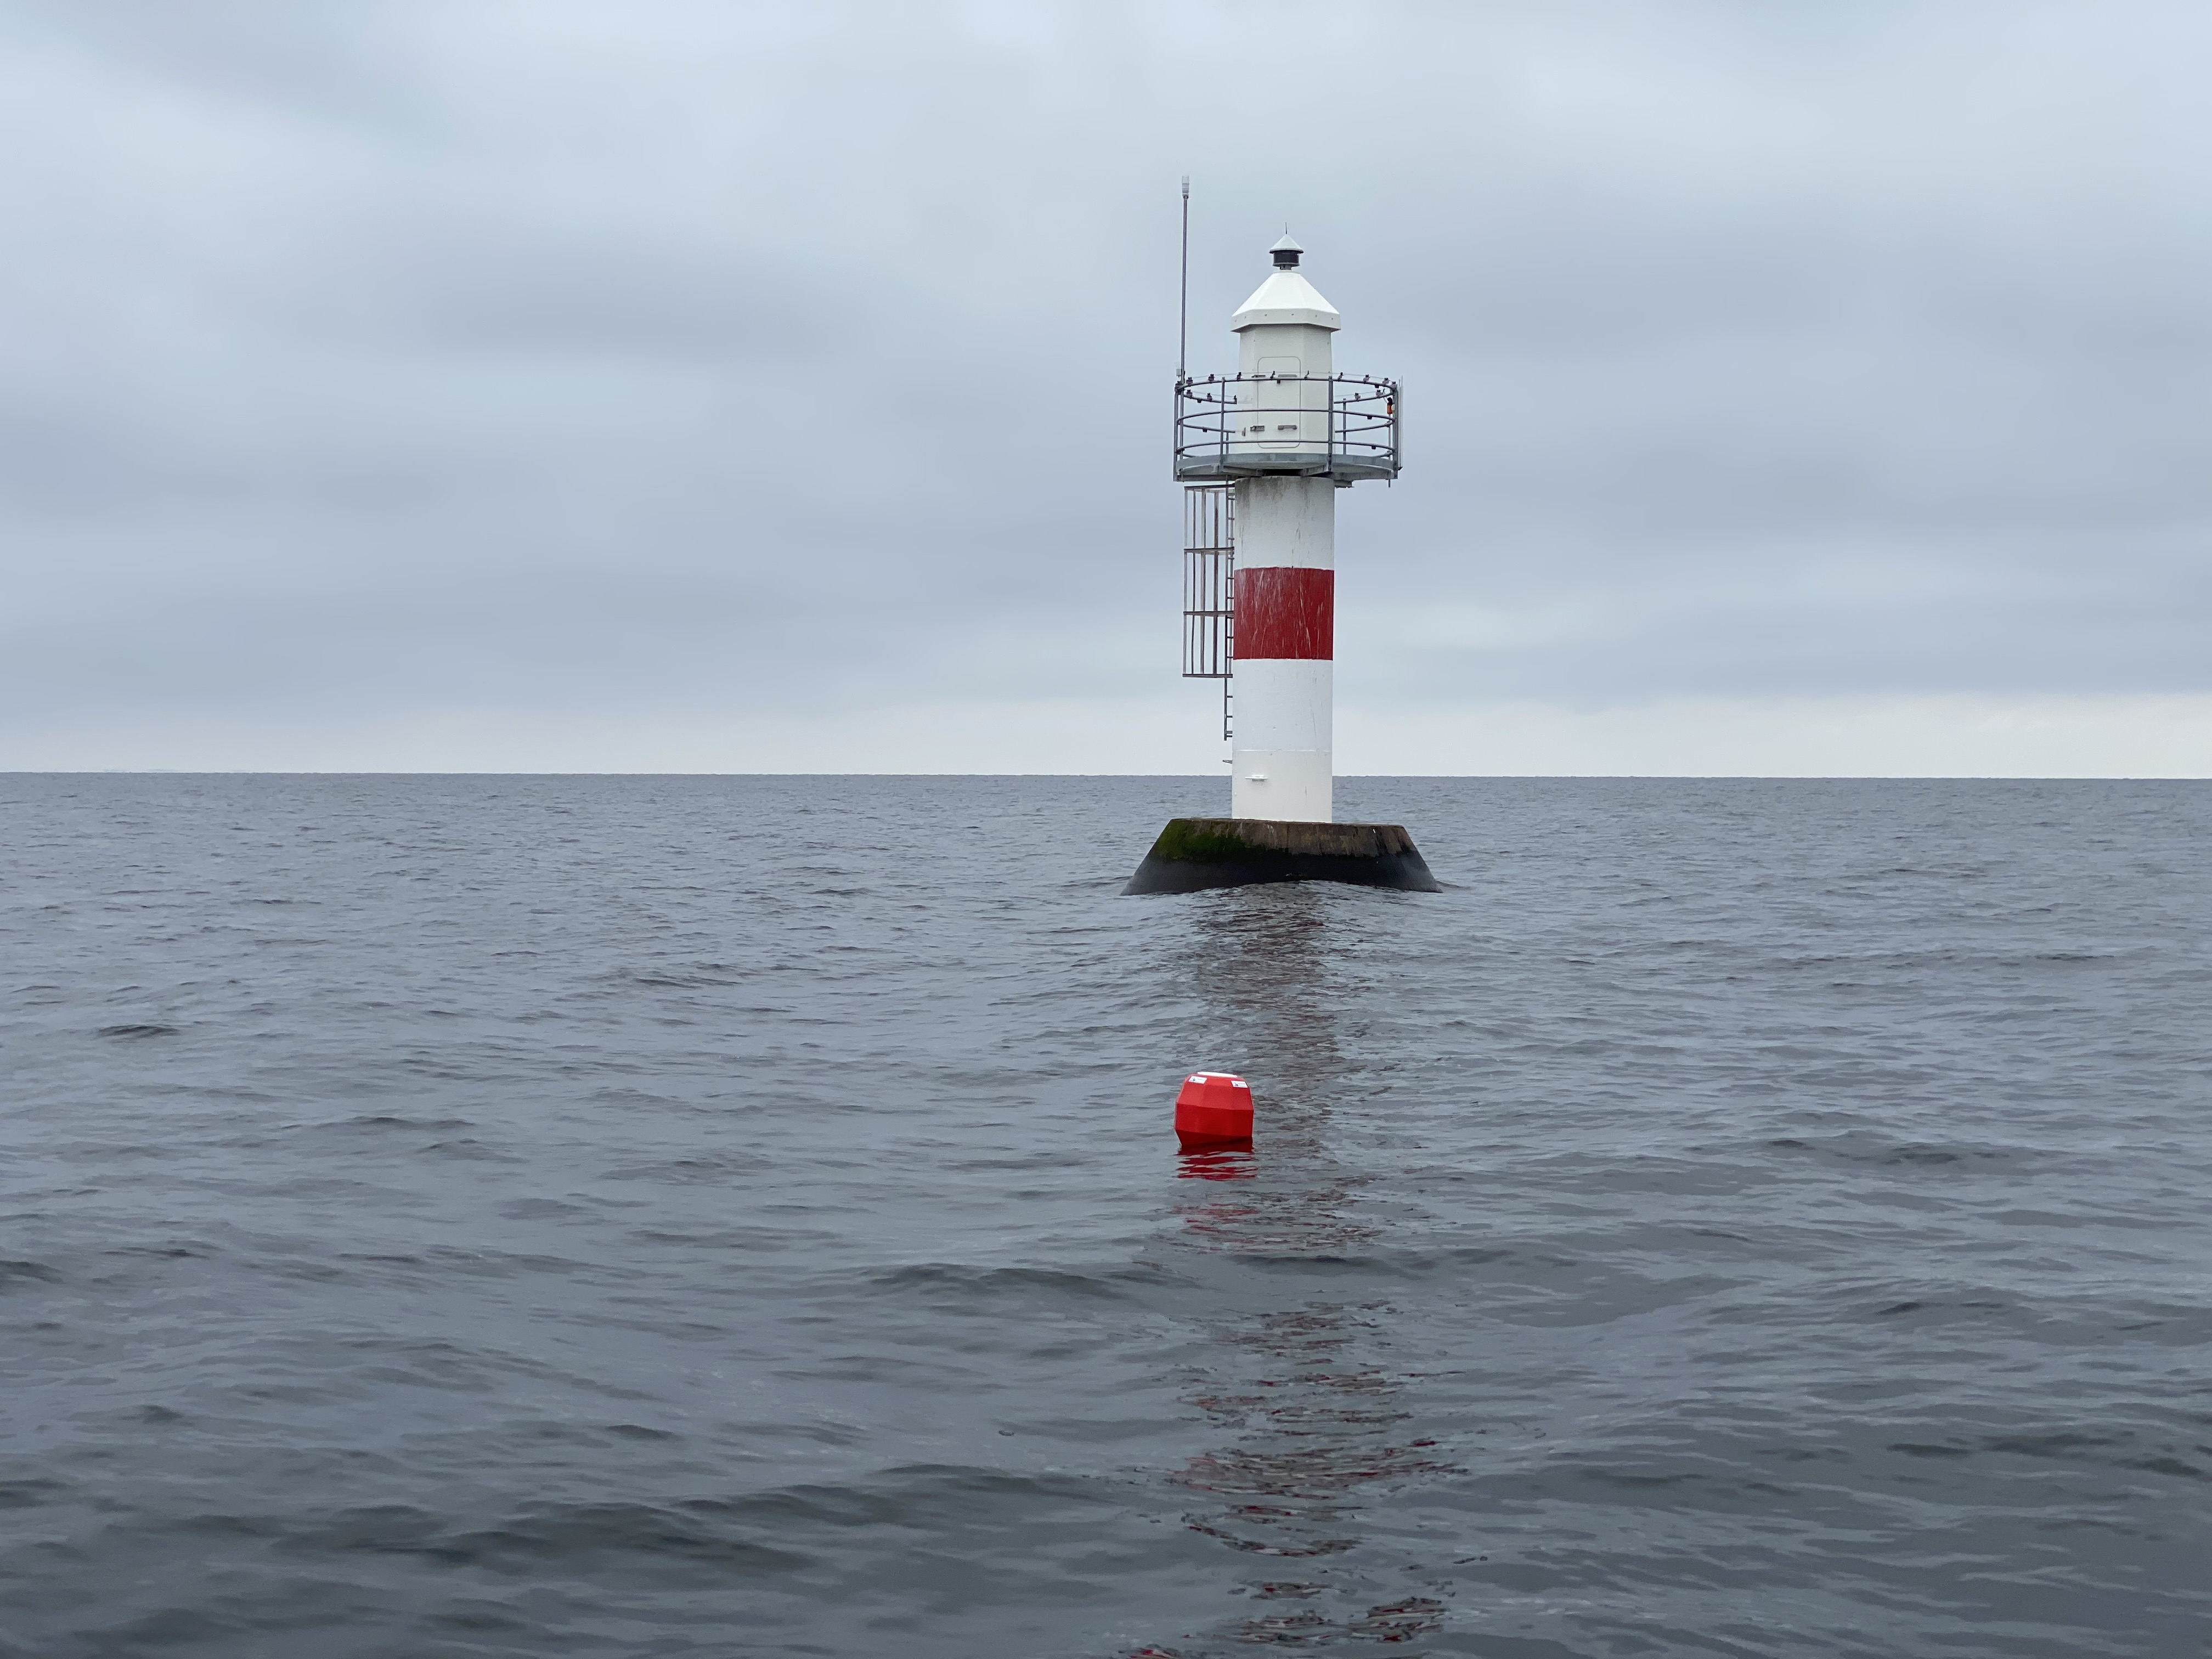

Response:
(1177, 176), (1190, 383)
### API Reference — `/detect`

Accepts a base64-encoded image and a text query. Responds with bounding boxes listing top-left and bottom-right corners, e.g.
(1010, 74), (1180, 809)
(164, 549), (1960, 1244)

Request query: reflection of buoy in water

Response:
(1177, 1146), (1255, 1181)
(1175, 1071), (1254, 1148)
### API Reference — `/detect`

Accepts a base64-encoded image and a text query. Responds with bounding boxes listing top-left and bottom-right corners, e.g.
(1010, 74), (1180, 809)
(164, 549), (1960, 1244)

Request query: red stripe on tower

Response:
(1233, 566), (1334, 660)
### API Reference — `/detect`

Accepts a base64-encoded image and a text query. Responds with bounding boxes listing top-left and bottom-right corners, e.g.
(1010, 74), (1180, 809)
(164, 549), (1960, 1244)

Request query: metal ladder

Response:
(1182, 484), (1235, 747)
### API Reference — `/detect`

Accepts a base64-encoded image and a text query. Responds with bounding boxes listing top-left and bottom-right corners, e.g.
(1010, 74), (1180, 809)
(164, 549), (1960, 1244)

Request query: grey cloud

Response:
(0, 0), (2204, 754)
(267, 217), (846, 360)
(3, 0), (423, 115)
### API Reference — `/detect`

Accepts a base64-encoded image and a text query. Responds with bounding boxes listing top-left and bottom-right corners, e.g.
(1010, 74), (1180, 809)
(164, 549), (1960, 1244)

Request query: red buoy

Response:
(1175, 1071), (1254, 1148)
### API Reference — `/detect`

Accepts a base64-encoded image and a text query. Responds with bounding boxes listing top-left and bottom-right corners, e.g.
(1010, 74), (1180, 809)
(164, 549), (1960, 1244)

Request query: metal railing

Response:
(1173, 372), (1400, 482)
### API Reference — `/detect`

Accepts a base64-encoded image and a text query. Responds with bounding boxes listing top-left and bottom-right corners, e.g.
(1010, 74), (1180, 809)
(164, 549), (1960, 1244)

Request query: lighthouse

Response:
(1124, 232), (1440, 895)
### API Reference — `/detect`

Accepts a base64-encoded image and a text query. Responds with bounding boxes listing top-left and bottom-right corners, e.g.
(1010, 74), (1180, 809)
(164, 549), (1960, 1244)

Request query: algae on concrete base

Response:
(1145, 817), (1422, 862)
(1124, 816), (1442, 895)
(1147, 818), (1262, 864)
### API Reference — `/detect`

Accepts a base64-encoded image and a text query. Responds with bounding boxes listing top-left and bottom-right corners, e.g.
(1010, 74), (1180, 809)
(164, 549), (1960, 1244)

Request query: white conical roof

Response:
(1232, 257), (1340, 330)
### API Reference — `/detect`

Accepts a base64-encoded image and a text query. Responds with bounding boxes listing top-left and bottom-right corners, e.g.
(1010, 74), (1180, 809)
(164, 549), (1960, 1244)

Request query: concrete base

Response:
(1122, 817), (1442, 896)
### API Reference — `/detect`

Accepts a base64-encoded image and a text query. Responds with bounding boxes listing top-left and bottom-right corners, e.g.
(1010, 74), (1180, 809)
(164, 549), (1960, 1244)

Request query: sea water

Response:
(1, 775), (2205, 1657)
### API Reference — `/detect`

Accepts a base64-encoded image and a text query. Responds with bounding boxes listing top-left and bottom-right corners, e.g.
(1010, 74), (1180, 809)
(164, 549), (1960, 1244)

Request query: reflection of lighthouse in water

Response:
(1150, 893), (1452, 1647)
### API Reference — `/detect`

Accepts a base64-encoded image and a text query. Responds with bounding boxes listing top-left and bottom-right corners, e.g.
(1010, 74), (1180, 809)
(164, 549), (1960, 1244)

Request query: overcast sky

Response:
(2, 0), (2205, 775)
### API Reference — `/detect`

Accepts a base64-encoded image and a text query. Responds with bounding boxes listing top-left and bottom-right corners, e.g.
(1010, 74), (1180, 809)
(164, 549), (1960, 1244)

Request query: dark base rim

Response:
(1122, 817), (1442, 895)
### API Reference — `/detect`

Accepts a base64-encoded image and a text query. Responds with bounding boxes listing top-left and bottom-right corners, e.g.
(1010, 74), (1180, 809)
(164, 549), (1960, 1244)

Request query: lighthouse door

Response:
(1254, 356), (1302, 448)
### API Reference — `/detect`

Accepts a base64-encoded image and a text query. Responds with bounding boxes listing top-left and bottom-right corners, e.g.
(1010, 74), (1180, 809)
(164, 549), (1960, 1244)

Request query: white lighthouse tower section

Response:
(1230, 236), (1339, 465)
(1229, 236), (1341, 825)
(1230, 477), (1334, 822)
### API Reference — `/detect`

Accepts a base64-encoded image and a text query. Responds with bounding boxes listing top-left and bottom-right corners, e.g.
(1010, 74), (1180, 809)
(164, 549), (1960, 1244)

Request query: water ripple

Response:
(0, 775), (2205, 1657)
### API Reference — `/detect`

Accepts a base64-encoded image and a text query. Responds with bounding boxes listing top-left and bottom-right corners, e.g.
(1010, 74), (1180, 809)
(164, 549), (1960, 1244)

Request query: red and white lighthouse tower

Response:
(1124, 231), (1438, 895)
(1223, 236), (1343, 821)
